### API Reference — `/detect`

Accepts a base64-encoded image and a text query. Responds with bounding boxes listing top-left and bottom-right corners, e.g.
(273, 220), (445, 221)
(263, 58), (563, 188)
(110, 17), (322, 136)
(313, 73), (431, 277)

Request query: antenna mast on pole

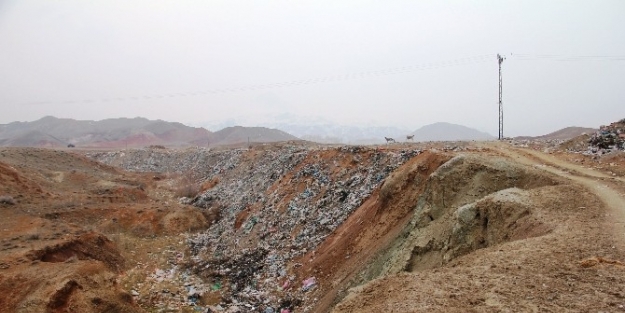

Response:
(498, 54), (505, 140)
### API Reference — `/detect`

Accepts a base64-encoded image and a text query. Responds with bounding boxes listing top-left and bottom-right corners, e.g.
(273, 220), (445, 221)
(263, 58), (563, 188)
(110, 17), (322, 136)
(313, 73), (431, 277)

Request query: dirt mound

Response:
(180, 146), (423, 311)
(376, 154), (560, 276)
(332, 149), (625, 312)
(0, 261), (141, 313)
(292, 151), (452, 311)
(0, 161), (44, 196)
(0, 147), (206, 313)
(0, 219), (141, 313)
(89, 206), (209, 237)
(403, 188), (552, 272)
(27, 232), (124, 272)
(559, 133), (592, 151)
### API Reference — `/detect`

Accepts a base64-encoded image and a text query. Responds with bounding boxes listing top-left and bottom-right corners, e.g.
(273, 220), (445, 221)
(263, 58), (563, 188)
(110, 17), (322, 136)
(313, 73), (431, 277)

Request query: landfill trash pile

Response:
(586, 120), (625, 155)
(509, 138), (567, 149)
(517, 121), (625, 156)
(88, 146), (241, 181)
(88, 144), (421, 312)
(187, 145), (420, 312)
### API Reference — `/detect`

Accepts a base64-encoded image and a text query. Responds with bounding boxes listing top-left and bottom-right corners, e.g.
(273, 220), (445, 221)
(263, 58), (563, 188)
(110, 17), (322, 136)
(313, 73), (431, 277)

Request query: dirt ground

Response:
(0, 148), (208, 313)
(1, 143), (624, 312)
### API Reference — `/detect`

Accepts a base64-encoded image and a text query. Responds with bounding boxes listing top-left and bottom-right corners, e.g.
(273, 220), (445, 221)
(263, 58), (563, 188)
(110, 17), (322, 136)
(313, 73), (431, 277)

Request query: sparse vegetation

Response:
(175, 181), (201, 198)
(0, 195), (16, 205)
(174, 174), (201, 198)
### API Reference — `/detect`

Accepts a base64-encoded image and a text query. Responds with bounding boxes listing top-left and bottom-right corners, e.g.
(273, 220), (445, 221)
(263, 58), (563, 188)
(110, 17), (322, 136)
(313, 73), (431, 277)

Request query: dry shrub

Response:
(0, 195), (16, 205)
(379, 172), (402, 205)
(201, 206), (222, 227)
(175, 175), (201, 198)
(200, 177), (220, 192)
(176, 183), (200, 198)
(580, 256), (625, 268)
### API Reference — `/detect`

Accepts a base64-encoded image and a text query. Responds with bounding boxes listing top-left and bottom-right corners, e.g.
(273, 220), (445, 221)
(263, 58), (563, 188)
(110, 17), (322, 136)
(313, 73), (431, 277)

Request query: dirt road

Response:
(493, 143), (625, 236)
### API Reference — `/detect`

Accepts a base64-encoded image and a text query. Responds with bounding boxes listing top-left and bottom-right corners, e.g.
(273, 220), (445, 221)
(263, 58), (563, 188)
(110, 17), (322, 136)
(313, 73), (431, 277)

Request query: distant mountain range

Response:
(0, 116), (499, 148)
(0, 116), (211, 148)
(263, 122), (495, 144)
(268, 123), (411, 144)
(0, 116), (298, 148)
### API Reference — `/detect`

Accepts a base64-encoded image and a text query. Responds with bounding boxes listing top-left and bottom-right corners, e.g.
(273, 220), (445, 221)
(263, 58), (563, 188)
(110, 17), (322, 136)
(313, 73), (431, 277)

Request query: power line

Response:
(511, 53), (625, 61)
(20, 54), (495, 106)
(21, 52), (623, 107)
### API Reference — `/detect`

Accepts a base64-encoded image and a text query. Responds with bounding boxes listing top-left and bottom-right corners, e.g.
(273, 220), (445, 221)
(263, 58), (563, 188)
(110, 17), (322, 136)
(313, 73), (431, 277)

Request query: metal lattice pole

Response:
(498, 54), (505, 140)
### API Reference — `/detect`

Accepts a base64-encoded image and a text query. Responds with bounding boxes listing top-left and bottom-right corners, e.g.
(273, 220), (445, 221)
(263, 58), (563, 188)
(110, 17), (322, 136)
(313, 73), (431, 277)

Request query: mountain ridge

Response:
(515, 126), (597, 141)
(410, 122), (495, 142)
(207, 126), (300, 147)
(0, 116), (211, 148)
(0, 117), (498, 147)
(0, 116), (299, 148)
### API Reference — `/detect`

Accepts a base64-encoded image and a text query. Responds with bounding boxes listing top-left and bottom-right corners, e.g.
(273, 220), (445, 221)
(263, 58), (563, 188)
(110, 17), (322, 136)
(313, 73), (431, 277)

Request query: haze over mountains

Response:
(0, 116), (208, 148)
(409, 122), (495, 142)
(208, 126), (299, 147)
(0, 116), (505, 148)
(270, 121), (495, 143)
(205, 115), (496, 144)
(0, 116), (297, 148)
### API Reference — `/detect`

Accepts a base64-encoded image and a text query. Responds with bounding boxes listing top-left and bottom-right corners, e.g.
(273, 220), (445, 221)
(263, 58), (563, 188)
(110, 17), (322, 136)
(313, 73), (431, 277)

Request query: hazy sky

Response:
(1, 1), (624, 136)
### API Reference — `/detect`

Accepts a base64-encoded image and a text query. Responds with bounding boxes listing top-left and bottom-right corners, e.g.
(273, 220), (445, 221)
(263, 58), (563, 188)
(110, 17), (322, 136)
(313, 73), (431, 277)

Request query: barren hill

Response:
(411, 122), (495, 142)
(207, 125), (300, 147)
(516, 126), (597, 140)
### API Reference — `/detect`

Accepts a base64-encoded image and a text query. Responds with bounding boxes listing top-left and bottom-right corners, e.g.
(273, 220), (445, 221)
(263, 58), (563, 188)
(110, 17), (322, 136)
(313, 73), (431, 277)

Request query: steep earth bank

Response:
(333, 145), (625, 312)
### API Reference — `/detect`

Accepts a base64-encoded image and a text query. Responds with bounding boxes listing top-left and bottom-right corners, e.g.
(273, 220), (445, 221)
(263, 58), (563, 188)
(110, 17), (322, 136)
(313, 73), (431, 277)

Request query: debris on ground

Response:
(587, 120), (625, 155)
(89, 144), (421, 311)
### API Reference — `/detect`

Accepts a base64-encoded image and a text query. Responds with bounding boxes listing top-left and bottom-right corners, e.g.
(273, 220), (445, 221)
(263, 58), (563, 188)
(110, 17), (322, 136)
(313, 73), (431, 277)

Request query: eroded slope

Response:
(333, 151), (625, 312)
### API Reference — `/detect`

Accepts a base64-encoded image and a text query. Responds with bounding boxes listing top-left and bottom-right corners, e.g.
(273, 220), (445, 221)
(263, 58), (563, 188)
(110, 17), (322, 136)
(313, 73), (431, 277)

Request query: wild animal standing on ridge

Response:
(384, 137), (396, 144)
(406, 135), (414, 142)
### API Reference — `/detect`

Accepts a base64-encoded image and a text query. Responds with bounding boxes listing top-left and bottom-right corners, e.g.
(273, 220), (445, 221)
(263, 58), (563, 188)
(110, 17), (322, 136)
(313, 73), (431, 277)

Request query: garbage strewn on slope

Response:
(89, 145), (421, 312)
(587, 120), (625, 155)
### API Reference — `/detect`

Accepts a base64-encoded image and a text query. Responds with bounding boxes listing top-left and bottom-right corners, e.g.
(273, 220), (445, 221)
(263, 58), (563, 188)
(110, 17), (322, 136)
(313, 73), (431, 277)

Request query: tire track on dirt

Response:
(492, 143), (625, 237)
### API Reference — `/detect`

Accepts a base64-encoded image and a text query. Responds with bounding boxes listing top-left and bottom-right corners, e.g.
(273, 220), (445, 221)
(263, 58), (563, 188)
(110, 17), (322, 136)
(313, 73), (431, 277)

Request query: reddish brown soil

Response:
(332, 143), (625, 312)
(292, 151), (452, 312)
(2, 143), (625, 313)
(0, 148), (208, 313)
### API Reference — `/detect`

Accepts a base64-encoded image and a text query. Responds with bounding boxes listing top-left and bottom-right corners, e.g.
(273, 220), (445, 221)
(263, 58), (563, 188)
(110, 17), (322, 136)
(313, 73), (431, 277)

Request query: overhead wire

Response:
(21, 53), (625, 106)
(511, 53), (625, 61)
(20, 54), (496, 106)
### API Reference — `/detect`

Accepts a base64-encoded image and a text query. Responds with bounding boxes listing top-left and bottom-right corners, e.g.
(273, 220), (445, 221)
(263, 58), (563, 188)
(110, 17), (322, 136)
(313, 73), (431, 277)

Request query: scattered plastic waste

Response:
(302, 277), (317, 292)
(88, 145), (423, 312)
